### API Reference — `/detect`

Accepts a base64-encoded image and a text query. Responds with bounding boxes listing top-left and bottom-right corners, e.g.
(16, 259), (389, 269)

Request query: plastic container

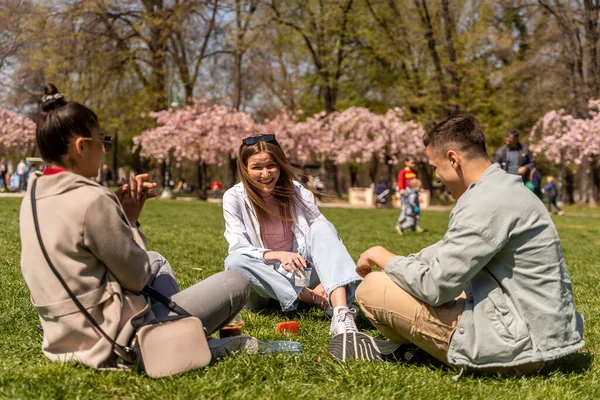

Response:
(219, 314), (244, 338)
(294, 267), (312, 287)
(258, 340), (303, 356)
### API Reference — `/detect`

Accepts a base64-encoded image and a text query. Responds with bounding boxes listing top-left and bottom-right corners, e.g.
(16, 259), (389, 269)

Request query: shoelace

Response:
(337, 308), (358, 332)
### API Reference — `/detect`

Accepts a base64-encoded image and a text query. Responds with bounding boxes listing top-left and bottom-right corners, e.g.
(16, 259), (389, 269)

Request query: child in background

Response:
(396, 178), (422, 235)
(545, 176), (565, 216)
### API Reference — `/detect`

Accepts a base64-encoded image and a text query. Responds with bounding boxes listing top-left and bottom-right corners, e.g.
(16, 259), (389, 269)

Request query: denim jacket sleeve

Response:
(385, 224), (501, 306)
(222, 188), (271, 260)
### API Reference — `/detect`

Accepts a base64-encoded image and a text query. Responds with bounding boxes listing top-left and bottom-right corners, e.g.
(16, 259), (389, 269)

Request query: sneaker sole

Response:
(210, 336), (259, 360)
(328, 332), (384, 362)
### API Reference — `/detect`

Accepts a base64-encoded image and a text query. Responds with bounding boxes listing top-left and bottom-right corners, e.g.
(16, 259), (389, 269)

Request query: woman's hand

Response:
(264, 251), (307, 277)
(114, 172), (158, 223)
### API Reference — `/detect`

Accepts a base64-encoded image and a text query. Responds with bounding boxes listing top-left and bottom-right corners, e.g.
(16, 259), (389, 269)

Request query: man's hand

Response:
(517, 166), (528, 175)
(114, 172), (158, 223)
(356, 246), (396, 277)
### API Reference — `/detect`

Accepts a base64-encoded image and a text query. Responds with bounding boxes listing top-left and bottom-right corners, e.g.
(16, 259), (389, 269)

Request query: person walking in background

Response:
(0, 158), (7, 192)
(396, 157), (423, 232)
(17, 158), (28, 192)
(211, 180), (223, 198)
(396, 178), (422, 235)
(545, 176), (565, 216)
(397, 157), (417, 193)
(493, 129), (535, 175)
(521, 166), (543, 200)
(101, 164), (113, 188)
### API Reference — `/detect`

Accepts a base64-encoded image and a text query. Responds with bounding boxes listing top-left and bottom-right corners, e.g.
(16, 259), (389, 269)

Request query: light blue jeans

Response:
(225, 220), (363, 311)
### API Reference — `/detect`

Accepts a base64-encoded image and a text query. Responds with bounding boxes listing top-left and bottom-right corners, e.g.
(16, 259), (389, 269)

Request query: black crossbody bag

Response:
(30, 179), (211, 378)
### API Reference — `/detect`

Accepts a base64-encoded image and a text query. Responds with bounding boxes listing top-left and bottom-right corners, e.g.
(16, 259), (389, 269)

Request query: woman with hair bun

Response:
(20, 84), (255, 370)
(223, 134), (363, 336)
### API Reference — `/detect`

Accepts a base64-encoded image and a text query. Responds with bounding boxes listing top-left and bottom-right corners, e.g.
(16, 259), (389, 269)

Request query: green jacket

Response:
(385, 163), (584, 369)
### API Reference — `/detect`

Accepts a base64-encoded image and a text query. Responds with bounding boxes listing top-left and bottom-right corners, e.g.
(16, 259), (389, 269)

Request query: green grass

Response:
(0, 198), (598, 399)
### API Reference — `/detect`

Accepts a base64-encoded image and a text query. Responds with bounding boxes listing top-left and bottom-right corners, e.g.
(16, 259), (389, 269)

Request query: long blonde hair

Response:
(237, 137), (313, 241)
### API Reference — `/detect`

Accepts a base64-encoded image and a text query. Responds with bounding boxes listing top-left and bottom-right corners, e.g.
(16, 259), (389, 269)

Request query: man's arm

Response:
(385, 224), (501, 306)
(522, 146), (535, 170)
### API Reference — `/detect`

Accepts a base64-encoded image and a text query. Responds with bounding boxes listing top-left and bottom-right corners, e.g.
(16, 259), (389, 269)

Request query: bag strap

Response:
(30, 179), (133, 355)
(141, 285), (191, 317)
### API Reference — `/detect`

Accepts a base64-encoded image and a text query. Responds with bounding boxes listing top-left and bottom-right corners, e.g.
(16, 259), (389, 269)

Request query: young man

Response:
(334, 115), (584, 376)
(493, 129), (535, 175)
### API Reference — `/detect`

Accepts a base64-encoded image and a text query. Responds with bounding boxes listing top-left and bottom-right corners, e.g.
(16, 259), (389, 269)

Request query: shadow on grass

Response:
(547, 351), (593, 375)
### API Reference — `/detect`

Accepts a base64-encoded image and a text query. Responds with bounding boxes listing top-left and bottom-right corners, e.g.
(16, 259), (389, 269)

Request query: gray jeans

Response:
(146, 251), (250, 335)
(224, 220), (362, 311)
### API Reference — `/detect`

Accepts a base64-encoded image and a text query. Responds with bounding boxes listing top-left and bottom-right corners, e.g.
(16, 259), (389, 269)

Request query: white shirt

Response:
(222, 181), (325, 263)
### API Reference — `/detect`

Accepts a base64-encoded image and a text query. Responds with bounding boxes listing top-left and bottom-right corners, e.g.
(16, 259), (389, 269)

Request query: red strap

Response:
(43, 167), (67, 176)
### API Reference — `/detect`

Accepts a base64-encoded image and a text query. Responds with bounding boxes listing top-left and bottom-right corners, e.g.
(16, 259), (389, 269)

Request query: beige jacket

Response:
(20, 171), (152, 368)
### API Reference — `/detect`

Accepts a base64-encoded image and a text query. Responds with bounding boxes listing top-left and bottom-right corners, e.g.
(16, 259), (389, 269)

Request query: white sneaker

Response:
(395, 225), (403, 236)
(329, 306), (358, 336)
(208, 335), (259, 361)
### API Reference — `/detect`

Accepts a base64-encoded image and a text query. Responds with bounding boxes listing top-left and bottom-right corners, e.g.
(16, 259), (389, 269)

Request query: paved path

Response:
(2, 192), (599, 217)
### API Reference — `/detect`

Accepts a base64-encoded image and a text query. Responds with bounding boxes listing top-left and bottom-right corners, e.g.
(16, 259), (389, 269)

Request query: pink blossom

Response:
(0, 109), (36, 154)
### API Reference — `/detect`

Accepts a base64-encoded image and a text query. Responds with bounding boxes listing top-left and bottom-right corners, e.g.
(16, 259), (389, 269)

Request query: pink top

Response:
(262, 196), (293, 252)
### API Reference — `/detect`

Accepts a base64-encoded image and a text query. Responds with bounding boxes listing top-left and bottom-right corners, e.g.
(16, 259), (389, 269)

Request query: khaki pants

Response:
(356, 272), (545, 376)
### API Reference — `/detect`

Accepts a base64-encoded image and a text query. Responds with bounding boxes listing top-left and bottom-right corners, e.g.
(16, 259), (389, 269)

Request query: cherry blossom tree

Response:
(0, 109), (36, 155)
(134, 100), (257, 198)
(530, 100), (600, 204)
(134, 100), (426, 196)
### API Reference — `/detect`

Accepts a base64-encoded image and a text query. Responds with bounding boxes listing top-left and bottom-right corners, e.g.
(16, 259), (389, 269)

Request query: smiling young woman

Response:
(222, 134), (363, 337)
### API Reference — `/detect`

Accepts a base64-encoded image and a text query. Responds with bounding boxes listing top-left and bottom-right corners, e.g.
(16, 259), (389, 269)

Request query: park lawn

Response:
(0, 197), (598, 399)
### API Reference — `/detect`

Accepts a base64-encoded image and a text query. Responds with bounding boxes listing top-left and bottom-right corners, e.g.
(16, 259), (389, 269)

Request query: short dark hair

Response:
(423, 114), (488, 160)
(505, 129), (519, 137)
(36, 83), (100, 164)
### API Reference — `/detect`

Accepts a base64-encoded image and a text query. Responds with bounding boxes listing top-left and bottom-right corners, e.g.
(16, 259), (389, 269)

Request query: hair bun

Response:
(41, 83), (67, 112)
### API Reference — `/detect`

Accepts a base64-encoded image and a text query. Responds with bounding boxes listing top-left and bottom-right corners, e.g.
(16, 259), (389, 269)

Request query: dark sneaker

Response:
(209, 335), (259, 360)
(329, 333), (418, 362)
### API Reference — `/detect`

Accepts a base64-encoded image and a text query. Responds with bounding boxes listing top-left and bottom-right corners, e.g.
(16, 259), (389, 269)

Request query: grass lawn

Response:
(0, 198), (598, 399)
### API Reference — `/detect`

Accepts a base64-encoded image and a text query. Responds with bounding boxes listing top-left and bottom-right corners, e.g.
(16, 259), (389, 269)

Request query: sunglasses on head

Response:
(241, 134), (275, 146)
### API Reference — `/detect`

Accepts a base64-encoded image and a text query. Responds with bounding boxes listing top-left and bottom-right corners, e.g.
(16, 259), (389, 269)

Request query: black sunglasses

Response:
(241, 134), (276, 146)
(100, 133), (113, 152)
(79, 133), (113, 152)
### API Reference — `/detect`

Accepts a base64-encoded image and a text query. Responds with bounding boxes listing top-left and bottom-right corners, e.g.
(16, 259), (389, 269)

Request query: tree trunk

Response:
(112, 131), (119, 182)
(350, 163), (360, 187)
(196, 161), (208, 200)
(590, 155), (599, 206)
(584, 0), (600, 97)
(440, 0), (460, 115)
(414, 0), (451, 116)
(368, 155), (378, 185)
(563, 168), (575, 204)
(416, 162), (433, 191)
(233, 50), (243, 111)
(324, 158), (340, 195)
(229, 156), (238, 188)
